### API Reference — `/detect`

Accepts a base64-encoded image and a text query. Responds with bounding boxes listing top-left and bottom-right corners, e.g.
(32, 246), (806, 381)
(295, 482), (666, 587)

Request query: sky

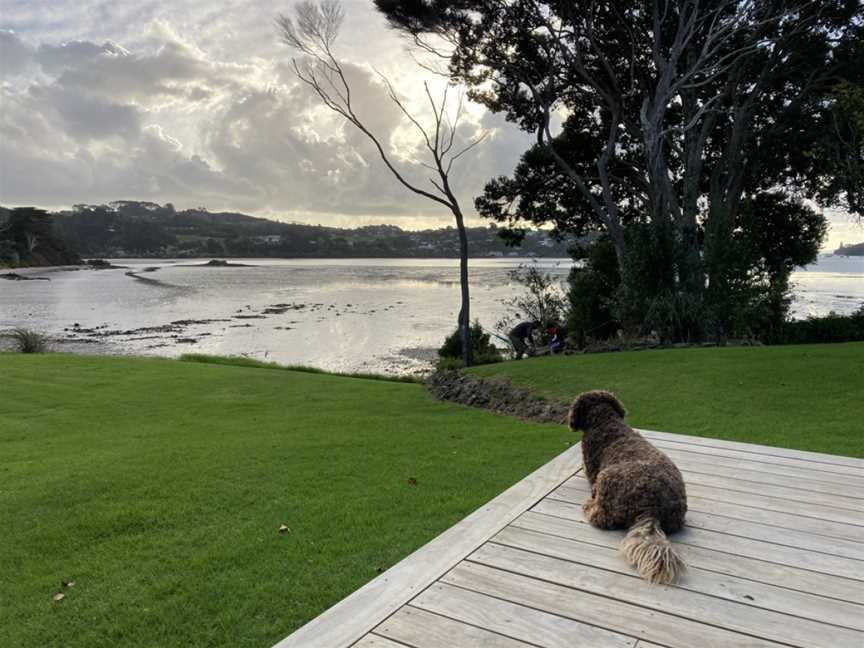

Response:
(0, 0), (860, 247)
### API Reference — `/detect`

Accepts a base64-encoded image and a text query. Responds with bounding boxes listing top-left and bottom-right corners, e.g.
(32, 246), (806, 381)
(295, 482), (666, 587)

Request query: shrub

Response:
(780, 306), (864, 344)
(438, 320), (502, 366)
(7, 328), (49, 353)
(497, 261), (568, 336)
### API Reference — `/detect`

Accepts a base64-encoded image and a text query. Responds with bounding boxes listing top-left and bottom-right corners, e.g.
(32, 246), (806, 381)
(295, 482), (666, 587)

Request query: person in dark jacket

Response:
(508, 320), (540, 359)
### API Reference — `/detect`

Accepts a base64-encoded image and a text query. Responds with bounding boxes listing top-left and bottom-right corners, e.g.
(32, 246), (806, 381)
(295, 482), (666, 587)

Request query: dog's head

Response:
(568, 390), (626, 431)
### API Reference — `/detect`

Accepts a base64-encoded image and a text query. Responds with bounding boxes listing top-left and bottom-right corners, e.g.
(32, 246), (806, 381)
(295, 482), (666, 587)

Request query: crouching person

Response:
(508, 320), (540, 359)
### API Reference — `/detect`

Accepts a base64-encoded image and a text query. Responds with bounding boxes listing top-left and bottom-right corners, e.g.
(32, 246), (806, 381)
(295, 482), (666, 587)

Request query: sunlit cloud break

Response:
(0, 0), (537, 230)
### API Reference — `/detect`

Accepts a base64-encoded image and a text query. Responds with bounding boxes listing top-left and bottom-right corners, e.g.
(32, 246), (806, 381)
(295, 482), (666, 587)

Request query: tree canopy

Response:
(375, 0), (863, 341)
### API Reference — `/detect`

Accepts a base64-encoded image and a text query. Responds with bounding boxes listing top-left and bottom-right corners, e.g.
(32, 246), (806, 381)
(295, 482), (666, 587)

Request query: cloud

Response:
(0, 30), (35, 77)
(29, 83), (143, 139)
(0, 1), (857, 246)
(36, 39), (127, 74)
(0, 2), (539, 229)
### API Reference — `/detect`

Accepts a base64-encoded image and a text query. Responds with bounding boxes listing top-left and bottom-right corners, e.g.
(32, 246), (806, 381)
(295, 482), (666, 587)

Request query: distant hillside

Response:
(0, 207), (82, 268)
(46, 201), (573, 259)
(835, 242), (864, 256)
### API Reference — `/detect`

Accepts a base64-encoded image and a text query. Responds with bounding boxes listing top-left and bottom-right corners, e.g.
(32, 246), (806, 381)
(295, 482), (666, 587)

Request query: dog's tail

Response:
(620, 515), (686, 585)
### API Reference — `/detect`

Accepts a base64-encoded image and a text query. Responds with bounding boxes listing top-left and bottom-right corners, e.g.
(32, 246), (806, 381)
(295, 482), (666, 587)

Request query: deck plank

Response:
(678, 468), (864, 510)
(468, 543), (862, 648)
(374, 605), (538, 648)
(661, 447), (864, 491)
(535, 497), (864, 581)
(682, 509), (864, 560)
(491, 525), (864, 630)
(684, 494), (864, 541)
(404, 585), (636, 648)
(514, 510), (864, 603)
(683, 483), (864, 527)
(353, 636), (409, 648)
(639, 429), (864, 468)
(647, 438), (864, 481)
(553, 480), (864, 542)
(442, 561), (789, 648)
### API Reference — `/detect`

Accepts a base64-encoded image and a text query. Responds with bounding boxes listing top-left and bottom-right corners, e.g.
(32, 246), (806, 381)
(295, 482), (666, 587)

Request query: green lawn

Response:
(471, 342), (864, 457)
(3, 345), (861, 647)
(0, 354), (570, 648)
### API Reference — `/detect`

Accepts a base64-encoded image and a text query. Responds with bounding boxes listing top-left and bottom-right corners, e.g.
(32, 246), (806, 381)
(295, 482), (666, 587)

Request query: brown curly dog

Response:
(569, 390), (687, 584)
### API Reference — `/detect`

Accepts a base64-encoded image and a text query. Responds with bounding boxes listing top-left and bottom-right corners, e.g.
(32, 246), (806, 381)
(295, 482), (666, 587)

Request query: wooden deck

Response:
(274, 430), (864, 648)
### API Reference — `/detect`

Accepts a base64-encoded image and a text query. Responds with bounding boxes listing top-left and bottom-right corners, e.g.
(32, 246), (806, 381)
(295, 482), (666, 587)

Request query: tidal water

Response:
(1, 255), (861, 375)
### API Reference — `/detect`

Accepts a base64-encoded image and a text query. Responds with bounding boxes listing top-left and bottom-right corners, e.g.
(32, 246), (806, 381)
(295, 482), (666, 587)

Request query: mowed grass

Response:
(0, 354), (571, 648)
(471, 342), (864, 457)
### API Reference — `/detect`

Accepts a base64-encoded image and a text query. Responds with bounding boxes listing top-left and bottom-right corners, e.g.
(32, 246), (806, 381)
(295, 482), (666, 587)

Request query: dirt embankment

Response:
(425, 370), (570, 424)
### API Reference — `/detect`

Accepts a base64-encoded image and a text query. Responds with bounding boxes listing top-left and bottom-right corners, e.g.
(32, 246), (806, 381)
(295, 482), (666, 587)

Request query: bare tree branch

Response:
(278, 0), (485, 365)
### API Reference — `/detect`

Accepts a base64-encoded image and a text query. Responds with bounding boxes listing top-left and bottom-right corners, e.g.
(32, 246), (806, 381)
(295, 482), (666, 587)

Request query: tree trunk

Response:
(680, 88), (713, 303)
(454, 208), (473, 367)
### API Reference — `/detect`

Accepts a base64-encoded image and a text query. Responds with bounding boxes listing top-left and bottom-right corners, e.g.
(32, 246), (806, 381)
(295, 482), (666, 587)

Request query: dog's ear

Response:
(602, 391), (626, 419)
(568, 396), (587, 431)
(569, 392), (597, 431)
(569, 390), (626, 430)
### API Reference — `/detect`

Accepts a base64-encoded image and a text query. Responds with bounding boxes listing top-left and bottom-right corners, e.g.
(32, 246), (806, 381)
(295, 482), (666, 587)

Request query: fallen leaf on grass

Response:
(407, 477), (418, 486)
(278, 524), (291, 534)
(62, 580), (76, 588)
(52, 592), (65, 603)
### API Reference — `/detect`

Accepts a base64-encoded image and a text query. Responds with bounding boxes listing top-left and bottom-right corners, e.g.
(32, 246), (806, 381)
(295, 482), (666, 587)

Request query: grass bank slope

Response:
(0, 354), (570, 648)
(471, 342), (864, 457)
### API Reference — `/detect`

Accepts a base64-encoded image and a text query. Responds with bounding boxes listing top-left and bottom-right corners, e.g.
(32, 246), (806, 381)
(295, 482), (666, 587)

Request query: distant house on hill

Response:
(253, 235), (282, 245)
(835, 242), (864, 256)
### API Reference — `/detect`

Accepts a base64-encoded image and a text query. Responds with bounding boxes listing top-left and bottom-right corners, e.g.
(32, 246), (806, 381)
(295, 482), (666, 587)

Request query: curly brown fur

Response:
(570, 390), (687, 585)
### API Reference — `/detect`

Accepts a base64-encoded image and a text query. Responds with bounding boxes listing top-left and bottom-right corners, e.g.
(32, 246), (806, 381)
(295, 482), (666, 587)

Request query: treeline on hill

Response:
(36, 201), (570, 259)
(0, 207), (82, 267)
(835, 242), (864, 256)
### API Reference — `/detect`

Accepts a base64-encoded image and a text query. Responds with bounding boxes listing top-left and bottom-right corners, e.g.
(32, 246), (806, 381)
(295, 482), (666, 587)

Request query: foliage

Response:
(566, 238), (620, 347)
(605, 222), (707, 342)
(475, 120), (642, 240)
(0, 354), (570, 647)
(496, 261), (568, 336)
(0, 207), (81, 268)
(438, 320), (502, 366)
(566, 195), (828, 345)
(780, 306), (864, 345)
(376, 0), (862, 343)
(5, 328), (49, 353)
(704, 193), (827, 342)
(470, 342), (864, 457)
(805, 80), (864, 215)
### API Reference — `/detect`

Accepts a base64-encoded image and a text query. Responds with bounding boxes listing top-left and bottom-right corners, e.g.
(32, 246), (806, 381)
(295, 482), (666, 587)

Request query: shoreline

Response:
(3, 250), (859, 270)
(2, 255), (861, 375)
